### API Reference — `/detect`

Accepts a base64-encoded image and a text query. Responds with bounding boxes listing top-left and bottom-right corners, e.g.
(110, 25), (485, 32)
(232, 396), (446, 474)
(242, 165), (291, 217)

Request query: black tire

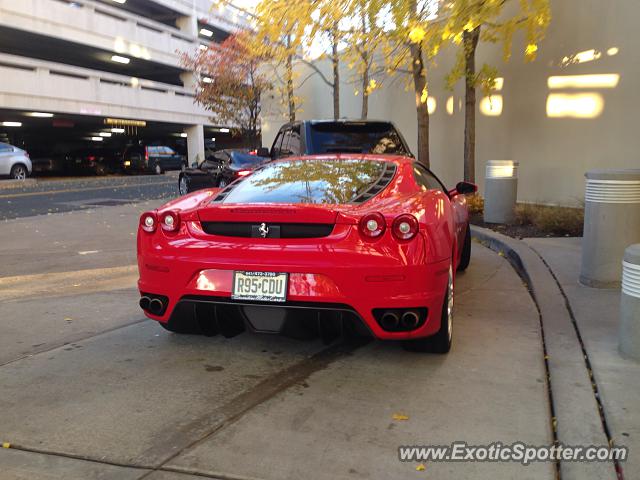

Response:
(178, 173), (190, 196)
(10, 164), (28, 180)
(457, 224), (471, 271)
(154, 162), (163, 175)
(403, 264), (453, 354)
(217, 177), (228, 188)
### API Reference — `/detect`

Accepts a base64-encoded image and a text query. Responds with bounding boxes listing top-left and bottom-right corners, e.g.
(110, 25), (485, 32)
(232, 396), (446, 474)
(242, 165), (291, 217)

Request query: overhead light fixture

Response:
(2, 121), (22, 127)
(218, 127), (230, 133)
(202, 77), (213, 83)
(607, 47), (619, 56)
(200, 28), (213, 37)
(547, 74), (619, 89)
(180, 133), (188, 138)
(28, 112), (53, 118)
(211, 137), (216, 141)
(91, 136), (104, 141)
(111, 128), (125, 133)
(99, 132), (112, 137)
(111, 55), (131, 64)
(112, 0), (126, 3)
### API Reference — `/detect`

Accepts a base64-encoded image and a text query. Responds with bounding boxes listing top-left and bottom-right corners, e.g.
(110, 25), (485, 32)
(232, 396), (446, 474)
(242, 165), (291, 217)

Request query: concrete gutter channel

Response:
(471, 226), (621, 480)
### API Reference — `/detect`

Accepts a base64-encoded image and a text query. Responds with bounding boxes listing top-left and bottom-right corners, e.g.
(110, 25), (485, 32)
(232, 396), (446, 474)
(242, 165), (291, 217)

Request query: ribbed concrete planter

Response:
(620, 244), (640, 361)
(580, 169), (640, 288)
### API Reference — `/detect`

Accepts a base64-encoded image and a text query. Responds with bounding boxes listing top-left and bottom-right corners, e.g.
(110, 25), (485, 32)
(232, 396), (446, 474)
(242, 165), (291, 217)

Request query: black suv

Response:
(178, 120), (412, 195)
(123, 145), (186, 175)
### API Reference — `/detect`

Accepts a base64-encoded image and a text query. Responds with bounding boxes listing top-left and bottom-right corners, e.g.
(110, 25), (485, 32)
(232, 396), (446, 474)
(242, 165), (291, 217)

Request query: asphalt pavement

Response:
(0, 199), (554, 479)
(0, 173), (179, 220)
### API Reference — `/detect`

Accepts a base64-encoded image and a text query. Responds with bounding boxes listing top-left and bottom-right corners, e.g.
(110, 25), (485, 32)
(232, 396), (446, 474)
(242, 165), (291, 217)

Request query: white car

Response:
(0, 142), (32, 180)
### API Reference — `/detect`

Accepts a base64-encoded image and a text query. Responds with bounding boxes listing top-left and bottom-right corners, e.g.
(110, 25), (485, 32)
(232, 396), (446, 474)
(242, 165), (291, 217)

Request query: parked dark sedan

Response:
(123, 145), (186, 175)
(70, 147), (122, 175)
(178, 149), (267, 195)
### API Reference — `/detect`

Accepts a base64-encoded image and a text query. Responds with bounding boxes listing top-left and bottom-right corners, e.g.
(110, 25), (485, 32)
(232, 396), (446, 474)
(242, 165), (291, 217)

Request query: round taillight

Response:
(140, 212), (157, 233)
(160, 211), (180, 232)
(359, 212), (386, 239)
(392, 214), (419, 240)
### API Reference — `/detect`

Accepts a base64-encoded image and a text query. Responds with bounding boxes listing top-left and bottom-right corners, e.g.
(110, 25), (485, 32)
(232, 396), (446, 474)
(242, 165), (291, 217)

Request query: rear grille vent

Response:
(201, 222), (334, 239)
(350, 162), (397, 204)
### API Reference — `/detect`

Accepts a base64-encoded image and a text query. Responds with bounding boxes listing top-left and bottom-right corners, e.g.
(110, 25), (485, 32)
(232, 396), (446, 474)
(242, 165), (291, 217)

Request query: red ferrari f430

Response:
(137, 154), (476, 353)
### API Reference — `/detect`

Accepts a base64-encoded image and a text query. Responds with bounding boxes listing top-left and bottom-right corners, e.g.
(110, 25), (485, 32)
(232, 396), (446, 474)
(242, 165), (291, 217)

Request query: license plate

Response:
(124, 160), (131, 166)
(232, 271), (288, 302)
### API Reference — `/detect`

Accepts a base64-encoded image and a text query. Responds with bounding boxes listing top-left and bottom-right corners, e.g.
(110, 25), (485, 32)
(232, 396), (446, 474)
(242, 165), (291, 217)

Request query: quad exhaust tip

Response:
(401, 311), (420, 329)
(139, 296), (151, 311)
(148, 298), (164, 315)
(380, 312), (400, 330)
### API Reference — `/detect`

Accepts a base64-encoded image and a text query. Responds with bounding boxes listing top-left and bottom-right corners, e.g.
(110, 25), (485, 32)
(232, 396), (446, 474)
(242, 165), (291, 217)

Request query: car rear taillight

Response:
(140, 212), (157, 233)
(160, 211), (180, 232)
(392, 214), (419, 241)
(145, 148), (149, 164)
(237, 170), (251, 177)
(358, 212), (386, 239)
(87, 155), (96, 163)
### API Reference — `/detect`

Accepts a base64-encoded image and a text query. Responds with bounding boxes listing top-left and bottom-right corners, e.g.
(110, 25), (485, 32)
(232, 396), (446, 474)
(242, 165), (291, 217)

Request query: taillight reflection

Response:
(140, 212), (157, 233)
(160, 211), (180, 232)
(392, 214), (419, 241)
(359, 212), (386, 239)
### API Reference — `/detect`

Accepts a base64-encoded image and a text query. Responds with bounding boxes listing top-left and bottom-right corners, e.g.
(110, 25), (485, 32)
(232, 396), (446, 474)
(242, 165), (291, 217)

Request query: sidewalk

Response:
(525, 237), (639, 479)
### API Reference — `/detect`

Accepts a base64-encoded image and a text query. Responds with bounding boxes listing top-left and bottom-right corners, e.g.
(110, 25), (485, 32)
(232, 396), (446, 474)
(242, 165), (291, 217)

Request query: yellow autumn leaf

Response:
(408, 26), (426, 44)
(525, 44), (538, 56)
(392, 413), (409, 421)
(420, 87), (428, 104)
(2, 442), (10, 449)
(416, 464), (426, 471)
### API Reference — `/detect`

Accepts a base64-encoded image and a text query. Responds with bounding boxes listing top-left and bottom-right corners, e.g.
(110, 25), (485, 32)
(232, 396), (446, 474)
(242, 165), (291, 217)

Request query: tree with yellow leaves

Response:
(442, 0), (551, 182)
(378, 0), (443, 167)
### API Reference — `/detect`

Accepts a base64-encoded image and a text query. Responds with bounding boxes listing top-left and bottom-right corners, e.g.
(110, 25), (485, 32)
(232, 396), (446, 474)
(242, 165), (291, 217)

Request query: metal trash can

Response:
(580, 169), (640, 288)
(619, 244), (640, 361)
(484, 160), (518, 224)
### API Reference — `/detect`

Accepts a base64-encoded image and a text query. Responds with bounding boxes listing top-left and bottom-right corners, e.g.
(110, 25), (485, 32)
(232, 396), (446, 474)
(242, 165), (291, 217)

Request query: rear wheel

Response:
(218, 178), (228, 188)
(178, 174), (190, 196)
(10, 164), (28, 180)
(457, 224), (471, 271)
(402, 264), (453, 353)
(154, 162), (163, 175)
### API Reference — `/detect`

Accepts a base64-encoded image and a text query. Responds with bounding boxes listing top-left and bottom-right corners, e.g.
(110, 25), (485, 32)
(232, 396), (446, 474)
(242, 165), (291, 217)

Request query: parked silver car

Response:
(0, 142), (32, 179)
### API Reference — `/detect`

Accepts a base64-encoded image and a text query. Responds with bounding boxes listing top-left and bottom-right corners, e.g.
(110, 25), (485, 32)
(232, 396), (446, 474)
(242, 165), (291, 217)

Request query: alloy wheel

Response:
(179, 176), (188, 195)
(12, 166), (27, 180)
(447, 264), (454, 341)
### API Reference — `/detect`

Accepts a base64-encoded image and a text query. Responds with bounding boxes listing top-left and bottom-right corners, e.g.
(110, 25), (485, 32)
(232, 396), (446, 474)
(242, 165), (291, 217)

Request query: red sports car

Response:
(137, 154), (476, 353)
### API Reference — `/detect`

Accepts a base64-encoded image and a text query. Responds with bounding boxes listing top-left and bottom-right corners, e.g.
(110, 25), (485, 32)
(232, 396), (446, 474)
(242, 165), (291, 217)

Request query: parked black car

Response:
(177, 120), (412, 195)
(178, 149), (267, 196)
(69, 147), (122, 175)
(123, 145), (186, 175)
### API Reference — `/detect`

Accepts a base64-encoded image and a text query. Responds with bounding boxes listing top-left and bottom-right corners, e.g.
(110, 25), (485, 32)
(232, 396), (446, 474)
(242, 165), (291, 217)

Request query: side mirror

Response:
(450, 181), (477, 196)
(256, 147), (270, 158)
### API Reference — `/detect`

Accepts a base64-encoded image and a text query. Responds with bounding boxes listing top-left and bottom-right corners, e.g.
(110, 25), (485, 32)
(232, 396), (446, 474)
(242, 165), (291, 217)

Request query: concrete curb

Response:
(471, 225), (618, 480)
(0, 179), (37, 190)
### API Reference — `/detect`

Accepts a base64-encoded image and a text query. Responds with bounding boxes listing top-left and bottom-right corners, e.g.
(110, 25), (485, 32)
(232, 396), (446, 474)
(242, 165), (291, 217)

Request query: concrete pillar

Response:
(185, 124), (205, 167)
(483, 160), (518, 224)
(619, 244), (640, 361)
(580, 169), (640, 288)
(176, 15), (198, 38)
(180, 71), (198, 90)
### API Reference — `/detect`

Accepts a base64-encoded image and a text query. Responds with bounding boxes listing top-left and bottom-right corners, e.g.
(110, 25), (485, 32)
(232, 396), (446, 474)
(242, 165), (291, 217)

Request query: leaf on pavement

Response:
(392, 413), (409, 421)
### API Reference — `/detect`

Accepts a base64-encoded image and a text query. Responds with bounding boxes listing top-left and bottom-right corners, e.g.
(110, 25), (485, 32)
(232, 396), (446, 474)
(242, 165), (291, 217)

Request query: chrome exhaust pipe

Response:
(139, 296), (151, 311)
(148, 298), (164, 315)
(380, 312), (400, 330)
(401, 311), (420, 329)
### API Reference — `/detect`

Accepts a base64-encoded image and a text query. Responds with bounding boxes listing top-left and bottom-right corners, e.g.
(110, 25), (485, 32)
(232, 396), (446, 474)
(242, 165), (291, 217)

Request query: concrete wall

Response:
(262, 0), (637, 206)
(0, 54), (212, 125)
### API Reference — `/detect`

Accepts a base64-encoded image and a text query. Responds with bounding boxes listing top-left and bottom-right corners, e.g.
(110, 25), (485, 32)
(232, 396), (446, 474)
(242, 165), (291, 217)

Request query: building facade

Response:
(262, 0), (637, 206)
(0, 0), (245, 165)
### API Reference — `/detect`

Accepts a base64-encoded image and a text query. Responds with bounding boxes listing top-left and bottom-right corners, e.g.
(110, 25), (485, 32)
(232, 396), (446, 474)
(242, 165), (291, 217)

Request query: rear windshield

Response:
(222, 159), (388, 204)
(309, 122), (409, 156)
(231, 152), (263, 166)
